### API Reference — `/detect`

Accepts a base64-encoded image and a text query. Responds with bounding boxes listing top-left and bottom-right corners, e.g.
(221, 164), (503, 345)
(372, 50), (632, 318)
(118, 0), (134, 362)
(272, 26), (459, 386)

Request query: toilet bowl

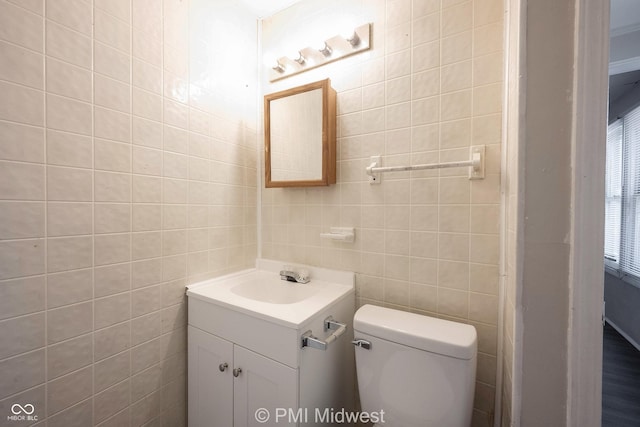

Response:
(353, 305), (477, 427)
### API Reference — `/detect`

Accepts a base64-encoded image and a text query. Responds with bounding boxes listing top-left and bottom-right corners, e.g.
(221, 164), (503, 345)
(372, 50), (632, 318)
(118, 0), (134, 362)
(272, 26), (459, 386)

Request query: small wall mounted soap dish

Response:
(320, 227), (355, 243)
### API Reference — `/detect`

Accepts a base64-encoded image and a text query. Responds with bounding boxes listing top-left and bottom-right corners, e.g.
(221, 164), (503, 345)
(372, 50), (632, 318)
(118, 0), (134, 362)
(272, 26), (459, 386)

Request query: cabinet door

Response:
(188, 326), (234, 427)
(233, 345), (298, 427)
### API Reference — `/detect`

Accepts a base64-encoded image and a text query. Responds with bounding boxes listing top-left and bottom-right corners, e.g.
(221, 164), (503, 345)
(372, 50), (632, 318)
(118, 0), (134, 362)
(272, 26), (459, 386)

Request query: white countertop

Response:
(186, 259), (355, 328)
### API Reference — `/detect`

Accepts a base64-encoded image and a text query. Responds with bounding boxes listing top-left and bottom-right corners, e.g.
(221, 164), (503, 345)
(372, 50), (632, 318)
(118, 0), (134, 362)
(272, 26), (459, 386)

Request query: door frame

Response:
(567, 0), (609, 425)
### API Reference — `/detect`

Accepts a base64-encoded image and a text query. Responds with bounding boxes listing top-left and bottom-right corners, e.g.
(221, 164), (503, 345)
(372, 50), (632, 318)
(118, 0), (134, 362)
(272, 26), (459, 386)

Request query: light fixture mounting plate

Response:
(268, 23), (372, 82)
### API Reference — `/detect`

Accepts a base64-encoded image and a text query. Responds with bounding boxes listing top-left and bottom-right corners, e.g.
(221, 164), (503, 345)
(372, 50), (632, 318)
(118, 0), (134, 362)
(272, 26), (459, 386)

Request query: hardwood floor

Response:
(602, 322), (640, 427)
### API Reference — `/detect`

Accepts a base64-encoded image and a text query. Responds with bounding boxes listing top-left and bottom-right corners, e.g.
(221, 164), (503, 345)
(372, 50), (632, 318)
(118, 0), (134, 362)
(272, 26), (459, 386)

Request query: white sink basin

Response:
(230, 278), (319, 304)
(186, 259), (354, 328)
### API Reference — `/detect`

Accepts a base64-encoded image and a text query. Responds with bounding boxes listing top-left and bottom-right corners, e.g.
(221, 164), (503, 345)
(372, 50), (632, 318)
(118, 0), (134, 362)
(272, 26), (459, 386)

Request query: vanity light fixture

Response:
(267, 22), (372, 82)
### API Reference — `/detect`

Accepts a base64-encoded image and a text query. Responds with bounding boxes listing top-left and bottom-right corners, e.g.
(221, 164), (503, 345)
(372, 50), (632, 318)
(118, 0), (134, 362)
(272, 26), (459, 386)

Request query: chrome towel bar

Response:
(301, 316), (347, 350)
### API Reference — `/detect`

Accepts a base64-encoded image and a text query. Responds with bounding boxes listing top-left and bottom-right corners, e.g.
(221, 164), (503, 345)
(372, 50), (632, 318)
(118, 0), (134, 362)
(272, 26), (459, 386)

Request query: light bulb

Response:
(272, 60), (286, 73)
(342, 29), (360, 47)
(262, 53), (275, 67)
(317, 41), (333, 57)
(291, 51), (306, 65)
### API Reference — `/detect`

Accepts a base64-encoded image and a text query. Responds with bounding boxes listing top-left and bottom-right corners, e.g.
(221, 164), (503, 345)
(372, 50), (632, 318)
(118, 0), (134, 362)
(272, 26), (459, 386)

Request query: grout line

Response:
(408, 1), (416, 308)
(127, 0), (134, 418)
(0, 75), (46, 92)
(435, 0), (442, 320)
(42, 0), (49, 419)
(46, 12), (93, 39)
(0, 0), (42, 16)
(89, 0), (97, 423)
(158, 0), (166, 419)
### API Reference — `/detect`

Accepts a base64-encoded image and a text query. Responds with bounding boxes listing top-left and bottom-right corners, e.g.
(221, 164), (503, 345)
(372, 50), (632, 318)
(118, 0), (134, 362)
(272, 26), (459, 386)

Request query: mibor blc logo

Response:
(7, 404), (38, 422)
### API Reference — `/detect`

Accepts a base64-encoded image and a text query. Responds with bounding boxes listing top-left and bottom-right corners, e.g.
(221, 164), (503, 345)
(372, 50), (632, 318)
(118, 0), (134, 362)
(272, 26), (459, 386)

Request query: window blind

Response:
(605, 120), (622, 263)
(620, 106), (640, 278)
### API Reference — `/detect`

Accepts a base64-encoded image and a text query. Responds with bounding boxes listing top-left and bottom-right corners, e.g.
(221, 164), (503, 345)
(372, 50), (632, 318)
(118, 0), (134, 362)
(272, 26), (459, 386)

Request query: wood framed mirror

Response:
(264, 79), (336, 187)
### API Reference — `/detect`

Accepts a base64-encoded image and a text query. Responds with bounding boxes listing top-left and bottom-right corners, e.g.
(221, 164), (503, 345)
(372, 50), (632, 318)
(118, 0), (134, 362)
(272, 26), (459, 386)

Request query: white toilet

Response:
(353, 305), (477, 427)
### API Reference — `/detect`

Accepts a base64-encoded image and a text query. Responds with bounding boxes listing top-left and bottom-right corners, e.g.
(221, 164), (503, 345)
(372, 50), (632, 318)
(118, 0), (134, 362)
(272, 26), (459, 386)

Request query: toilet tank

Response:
(353, 305), (477, 427)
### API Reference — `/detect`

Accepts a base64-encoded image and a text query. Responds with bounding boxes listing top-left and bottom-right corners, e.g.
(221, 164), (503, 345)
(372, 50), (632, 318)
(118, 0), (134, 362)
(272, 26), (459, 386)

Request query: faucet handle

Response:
(298, 268), (310, 282)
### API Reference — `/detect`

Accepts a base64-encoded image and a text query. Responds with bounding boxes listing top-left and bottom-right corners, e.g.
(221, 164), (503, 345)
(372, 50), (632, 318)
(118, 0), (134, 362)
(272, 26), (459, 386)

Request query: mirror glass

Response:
(270, 88), (323, 181)
(264, 79), (336, 187)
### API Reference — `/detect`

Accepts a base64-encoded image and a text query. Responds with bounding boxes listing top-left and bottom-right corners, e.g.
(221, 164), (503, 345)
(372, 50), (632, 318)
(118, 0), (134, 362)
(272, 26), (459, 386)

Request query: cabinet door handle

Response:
(219, 363), (228, 372)
(233, 367), (242, 377)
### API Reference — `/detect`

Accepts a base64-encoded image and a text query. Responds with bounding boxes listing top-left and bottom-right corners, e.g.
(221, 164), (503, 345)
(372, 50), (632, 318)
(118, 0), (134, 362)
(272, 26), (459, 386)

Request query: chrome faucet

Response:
(279, 268), (310, 284)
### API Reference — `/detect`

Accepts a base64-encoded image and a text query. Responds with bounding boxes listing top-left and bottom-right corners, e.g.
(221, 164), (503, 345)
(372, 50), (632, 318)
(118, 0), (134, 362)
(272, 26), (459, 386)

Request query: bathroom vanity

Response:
(187, 259), (355, 427)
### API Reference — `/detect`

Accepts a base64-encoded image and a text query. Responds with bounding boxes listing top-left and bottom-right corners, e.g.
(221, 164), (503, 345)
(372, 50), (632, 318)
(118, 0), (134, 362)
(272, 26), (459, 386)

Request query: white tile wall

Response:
(261, 0), (503, 425)
(0, 0), (257, 425)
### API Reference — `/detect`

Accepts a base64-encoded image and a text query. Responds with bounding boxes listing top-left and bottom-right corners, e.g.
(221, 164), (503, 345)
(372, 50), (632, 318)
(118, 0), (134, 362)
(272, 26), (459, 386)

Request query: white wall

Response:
(605, 274), (640, 346)
(610, 29), (640, 63)
(503, 0), (579, 425)
(502, 0), (523, 423)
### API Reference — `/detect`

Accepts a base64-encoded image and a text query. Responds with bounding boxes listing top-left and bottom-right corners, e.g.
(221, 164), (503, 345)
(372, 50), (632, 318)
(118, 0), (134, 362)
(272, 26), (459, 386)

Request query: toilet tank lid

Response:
(354, 305), (477, 360)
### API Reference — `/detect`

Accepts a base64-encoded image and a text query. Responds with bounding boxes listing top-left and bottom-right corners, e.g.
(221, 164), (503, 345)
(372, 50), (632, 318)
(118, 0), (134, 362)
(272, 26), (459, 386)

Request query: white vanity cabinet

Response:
(187, 259), (356, 427)
(188, 326), (298, 427)
(233, 343), (298, 426)
(188, 327), (233, 426)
